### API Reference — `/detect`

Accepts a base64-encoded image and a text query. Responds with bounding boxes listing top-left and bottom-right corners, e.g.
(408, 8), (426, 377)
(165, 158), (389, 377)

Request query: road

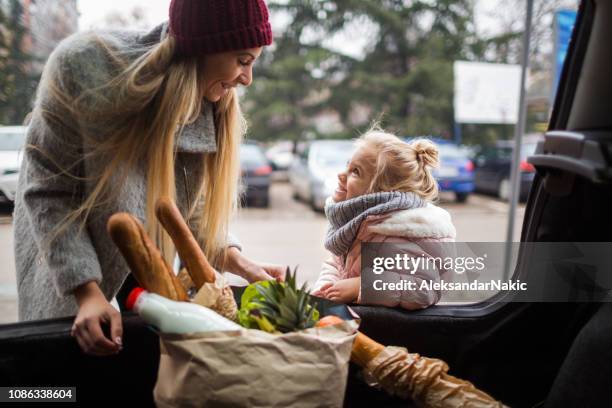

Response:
(0, 182), (524, 324)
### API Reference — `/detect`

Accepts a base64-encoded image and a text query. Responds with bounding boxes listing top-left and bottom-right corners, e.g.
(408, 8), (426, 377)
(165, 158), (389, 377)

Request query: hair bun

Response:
(410, 139), (439, 168)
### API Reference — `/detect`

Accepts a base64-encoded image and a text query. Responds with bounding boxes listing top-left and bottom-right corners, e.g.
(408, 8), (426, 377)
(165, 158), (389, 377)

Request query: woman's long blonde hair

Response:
(358, 126), (440, 202)
(36, 33), (244, 268)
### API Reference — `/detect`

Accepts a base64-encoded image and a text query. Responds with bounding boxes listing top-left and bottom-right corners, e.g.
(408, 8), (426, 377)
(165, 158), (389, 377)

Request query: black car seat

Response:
(544, 302), (612, 408)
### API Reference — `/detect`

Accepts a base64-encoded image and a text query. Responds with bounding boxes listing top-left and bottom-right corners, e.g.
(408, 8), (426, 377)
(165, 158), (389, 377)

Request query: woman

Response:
(13, 0), (283, 356)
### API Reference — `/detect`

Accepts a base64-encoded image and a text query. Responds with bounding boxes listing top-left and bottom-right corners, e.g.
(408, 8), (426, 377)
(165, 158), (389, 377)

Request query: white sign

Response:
(454, 61), (521, 124)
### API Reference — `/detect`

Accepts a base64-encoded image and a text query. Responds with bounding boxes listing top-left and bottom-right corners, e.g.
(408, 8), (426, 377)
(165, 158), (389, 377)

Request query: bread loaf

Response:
(107, 212), (188, 301)
(155, 197), (216, 288)
(316, 315), (385, 366)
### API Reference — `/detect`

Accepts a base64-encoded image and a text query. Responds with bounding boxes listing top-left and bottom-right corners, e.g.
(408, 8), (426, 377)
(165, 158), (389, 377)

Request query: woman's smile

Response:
(200, 48), (263, 102)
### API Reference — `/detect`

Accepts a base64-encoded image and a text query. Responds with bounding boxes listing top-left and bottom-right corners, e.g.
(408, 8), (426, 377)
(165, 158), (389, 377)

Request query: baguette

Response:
(107, 212), (188, 301)
(316, 315), (385, 366)
(316, 316), (504, 407)
(155, 197), (216, 288)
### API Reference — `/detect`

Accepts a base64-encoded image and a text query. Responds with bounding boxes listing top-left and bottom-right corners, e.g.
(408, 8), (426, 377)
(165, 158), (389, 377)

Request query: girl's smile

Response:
(333, 145), (377, 202)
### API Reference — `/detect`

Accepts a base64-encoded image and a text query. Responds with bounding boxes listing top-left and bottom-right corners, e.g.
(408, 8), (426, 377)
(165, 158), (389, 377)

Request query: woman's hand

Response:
(321, 277), (360, 303)
(225, 247), (286, 282)
(72, 281), (123, 356)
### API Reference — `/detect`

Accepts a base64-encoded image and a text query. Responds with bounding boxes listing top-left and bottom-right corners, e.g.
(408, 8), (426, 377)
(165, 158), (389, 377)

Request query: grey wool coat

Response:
(14, 24), (240, 321)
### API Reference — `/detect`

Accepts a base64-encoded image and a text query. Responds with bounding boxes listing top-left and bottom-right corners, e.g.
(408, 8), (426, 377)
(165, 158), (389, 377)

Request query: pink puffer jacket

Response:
(314, 203), (456, 310)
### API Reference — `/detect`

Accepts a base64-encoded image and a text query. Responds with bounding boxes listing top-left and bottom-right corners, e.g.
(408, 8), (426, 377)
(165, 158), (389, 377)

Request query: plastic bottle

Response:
(126, 287), (241, 334)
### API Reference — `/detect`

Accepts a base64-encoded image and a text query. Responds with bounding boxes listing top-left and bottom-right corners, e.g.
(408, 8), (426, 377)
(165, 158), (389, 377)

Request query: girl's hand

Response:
(226, 247), (287, 282)
(312, 282), (333, 297)
(72, 281), (123, 356)
(322, 277), (360, 303)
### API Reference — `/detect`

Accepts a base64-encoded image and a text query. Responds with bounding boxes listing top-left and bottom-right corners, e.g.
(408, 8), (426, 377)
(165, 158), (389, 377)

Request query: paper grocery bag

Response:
(154, 321), (357, 408)
(191, 271), (238, 321)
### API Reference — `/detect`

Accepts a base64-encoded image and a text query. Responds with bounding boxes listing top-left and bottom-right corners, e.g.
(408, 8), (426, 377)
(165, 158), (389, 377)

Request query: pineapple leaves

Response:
(238, 267), (320, 333)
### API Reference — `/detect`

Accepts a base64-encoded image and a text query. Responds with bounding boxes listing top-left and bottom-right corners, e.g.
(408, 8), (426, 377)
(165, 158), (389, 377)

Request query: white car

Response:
(0, 126), (27, 203)
(265, 141), (295, 171)
(289, 140), (355, 211)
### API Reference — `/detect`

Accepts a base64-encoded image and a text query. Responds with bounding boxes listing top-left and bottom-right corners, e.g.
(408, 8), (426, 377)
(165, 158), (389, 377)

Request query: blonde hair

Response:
(34, 34), (244, 268)
(357, 127), (439, 201)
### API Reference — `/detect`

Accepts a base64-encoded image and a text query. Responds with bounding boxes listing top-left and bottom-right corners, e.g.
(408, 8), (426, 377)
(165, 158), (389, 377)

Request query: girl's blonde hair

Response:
(357, 127), (440, 201)
(35, 33), (244, 268)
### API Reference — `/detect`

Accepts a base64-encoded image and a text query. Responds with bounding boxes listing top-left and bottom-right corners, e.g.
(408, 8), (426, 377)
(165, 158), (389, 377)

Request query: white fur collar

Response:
(368, 203), (456, 239)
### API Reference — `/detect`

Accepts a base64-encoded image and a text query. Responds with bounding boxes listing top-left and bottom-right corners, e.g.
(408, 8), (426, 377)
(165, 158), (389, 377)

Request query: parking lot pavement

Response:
(0, 182), (524, 324)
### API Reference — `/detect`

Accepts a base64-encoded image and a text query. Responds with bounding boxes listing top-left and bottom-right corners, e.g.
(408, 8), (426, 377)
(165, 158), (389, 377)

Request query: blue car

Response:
(405, 138), (475, 202)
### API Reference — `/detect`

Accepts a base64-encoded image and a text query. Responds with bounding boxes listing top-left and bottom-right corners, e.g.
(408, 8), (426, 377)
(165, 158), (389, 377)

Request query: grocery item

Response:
(177, 267), (196, 295)
(155, 197), (216, 288)
(154, 318), (356, 408)
(126, 288), (241, 333)
(239, 268), (319, 333)
(317, 315), (384, 366)
(107, 213), (188, 301)
(191, 271), (239, 322)
(154, 197), (239, 320)
(316, 316), (506, 408)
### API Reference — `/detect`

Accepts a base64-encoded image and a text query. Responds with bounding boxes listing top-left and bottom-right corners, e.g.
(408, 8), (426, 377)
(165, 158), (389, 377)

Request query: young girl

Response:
(312, 129), (456, 310)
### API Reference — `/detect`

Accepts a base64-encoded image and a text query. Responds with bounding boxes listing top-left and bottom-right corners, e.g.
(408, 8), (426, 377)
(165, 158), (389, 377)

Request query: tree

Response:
(0, 3), (10, 115)
(244, 1), (354, 143)
(331, 0), (476, 137)
(0, 0), (38, 125)
(243, 0), (479, 142)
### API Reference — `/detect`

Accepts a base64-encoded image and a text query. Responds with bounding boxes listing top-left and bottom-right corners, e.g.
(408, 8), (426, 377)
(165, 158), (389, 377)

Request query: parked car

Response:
(265, 141), (294, 172)
(473, 136), (540, 201)
(289, 139), (355, 211)
(2, 2), (611, 407)
(0, 126), (27, 203)
(239, 142), (272, 207)
(421, 139), (475, 203)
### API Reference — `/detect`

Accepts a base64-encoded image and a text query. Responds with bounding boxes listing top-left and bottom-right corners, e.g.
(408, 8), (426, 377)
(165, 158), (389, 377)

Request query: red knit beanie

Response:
(169, 0), (273, 57)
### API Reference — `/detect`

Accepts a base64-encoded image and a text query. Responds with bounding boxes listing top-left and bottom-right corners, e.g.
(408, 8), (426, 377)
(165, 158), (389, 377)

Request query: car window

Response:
(521, 143), (537, 158)
(313, 143), (354, 167)
(0, 131), (26, 151)
(0, 0), (583, 326)
(478, 147), (498, 161)
(497, 147), (513, 160)
(240, 144), (267, 166)
(437, 144), (467, 160)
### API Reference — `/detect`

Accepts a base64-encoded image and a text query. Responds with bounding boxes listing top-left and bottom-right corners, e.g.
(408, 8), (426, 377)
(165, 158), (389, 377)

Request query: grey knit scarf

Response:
(324, 192), (425, 256)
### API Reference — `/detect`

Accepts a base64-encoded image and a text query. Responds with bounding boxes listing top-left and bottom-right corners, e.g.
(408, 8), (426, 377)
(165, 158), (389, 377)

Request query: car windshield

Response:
(313, 142), (355, 167)
(498, 143), (538, 159)
(521, 143), (537, 158)
(240, 144), (267, 166)
(0, 130), (26, 151)
(437, 143), (467, 160)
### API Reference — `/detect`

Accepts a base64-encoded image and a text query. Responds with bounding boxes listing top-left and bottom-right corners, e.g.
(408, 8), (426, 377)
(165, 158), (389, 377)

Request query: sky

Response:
(78, 0), (170, 31)
(77, 0), (507, 60)
(77, 0), (509, 31)
(77, 0), (374, 59)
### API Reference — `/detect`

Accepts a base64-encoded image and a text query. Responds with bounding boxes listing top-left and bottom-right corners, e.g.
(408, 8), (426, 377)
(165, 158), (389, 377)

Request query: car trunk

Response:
(0, 286), (412, 406)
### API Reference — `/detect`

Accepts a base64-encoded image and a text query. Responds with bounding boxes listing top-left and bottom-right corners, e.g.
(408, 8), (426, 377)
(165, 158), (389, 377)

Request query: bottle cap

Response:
(126, 287), (146, 311)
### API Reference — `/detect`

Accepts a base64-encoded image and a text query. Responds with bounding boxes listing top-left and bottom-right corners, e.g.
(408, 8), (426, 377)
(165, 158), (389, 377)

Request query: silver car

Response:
(0, 126), (27, 203)
(289, 140), (356, 211)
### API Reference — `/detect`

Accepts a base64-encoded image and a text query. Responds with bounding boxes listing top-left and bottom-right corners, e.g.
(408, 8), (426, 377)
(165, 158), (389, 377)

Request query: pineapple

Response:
(239, 267), (320, 333)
